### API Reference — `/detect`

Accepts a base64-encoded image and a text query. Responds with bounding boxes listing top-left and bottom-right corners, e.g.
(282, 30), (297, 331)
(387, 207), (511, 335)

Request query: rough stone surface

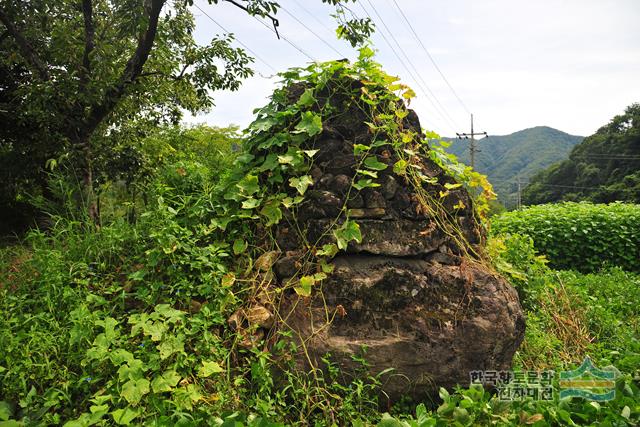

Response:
(282, 256), (525, 401)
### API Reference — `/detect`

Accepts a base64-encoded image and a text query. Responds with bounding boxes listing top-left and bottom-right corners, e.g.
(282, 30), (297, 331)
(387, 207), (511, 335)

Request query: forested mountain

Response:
(523, 104), (640, 204)
(444, 126), (583, 206)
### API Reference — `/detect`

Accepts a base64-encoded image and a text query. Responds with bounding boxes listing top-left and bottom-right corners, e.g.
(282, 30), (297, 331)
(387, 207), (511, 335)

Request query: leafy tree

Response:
(524, 104), (640, 205)
(0, 0), (372, 224)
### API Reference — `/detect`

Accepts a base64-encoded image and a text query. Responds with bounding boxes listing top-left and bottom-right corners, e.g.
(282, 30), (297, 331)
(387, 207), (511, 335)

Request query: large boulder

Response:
(238, 66), (525, 402)
(281, 255), (525, 400)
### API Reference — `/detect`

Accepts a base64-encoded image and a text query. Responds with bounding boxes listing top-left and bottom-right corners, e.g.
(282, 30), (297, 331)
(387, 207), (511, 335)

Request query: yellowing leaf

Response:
(289, 175), (313, 195)
(295, 275), (315, 297)
(393, 159), (408, 175)
(199, 361), (225, 377)
(402, 88), (416, 99)
(444, 183), (463, 190)
(221, 273), (235, 287)
(121, 378), (150, 404)
(316, 243), (339, 258)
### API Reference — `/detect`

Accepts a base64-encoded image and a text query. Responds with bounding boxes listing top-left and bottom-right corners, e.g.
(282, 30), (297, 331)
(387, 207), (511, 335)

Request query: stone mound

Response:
(241, 72), (525, 402)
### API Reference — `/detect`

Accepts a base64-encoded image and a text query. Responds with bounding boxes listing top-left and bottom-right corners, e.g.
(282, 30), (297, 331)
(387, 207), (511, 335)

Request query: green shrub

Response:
(491, 202), (640, 272)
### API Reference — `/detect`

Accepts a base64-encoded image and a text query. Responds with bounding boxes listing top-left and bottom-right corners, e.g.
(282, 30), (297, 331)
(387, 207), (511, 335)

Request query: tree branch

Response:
(80, 0), (95, 85)
(223, 0), (280, 38)
(81, 0), (166, 139)
(0, 7), (49, 80)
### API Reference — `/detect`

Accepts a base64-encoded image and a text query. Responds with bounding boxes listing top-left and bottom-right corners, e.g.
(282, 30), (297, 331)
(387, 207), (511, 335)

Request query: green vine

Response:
(208, 46), (499, 412)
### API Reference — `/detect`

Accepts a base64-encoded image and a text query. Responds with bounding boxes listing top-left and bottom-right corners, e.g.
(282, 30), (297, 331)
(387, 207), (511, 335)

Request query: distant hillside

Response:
(523, 104), (640, 205)
(443, 126), (583, 207)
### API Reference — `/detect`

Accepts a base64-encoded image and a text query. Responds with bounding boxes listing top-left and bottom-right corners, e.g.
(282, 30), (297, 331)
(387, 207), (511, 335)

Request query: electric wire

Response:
(290, 0), (336, 35)
(365, 0), (461, 131)
(279, 6), (347, 58)
(250, 14), (317, 62)
(355, 4), (447, 133)
(389, 0), (471, 115)
(360, 0), (457, 134)
(193, 3), (278, 74)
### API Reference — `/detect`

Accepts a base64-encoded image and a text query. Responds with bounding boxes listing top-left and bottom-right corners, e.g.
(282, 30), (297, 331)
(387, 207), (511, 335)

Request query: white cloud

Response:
(187, 0), (640, 137)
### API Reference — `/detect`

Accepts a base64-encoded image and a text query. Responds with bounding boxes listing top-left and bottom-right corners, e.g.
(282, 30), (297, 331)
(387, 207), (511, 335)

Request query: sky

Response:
(186, 0), (640, 138)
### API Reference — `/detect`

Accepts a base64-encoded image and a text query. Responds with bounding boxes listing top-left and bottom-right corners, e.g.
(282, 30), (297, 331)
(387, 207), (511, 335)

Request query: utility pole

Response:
(516, 176), (522, 210)
(456, 114), (488, 169)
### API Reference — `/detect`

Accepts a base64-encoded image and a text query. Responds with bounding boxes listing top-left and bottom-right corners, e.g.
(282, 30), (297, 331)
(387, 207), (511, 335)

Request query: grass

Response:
(1, 170), (639, 425)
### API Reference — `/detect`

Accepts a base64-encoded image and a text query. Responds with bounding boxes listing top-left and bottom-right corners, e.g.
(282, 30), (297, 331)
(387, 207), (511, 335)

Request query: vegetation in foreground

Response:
(1, 209), (639, 425)
(0, 52), (638, 427)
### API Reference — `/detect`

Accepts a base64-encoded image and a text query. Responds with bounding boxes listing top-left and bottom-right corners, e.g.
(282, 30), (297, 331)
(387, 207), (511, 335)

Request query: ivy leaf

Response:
(282, 195), (304, 208)
(393, 159), (408, 175)
(289, 175), (314, 195)
(111, 407), (141, 425)
(173, 384), (202, 411)
(157, 335), (184, 360)
(258, 133), (288, 149)
(260, 200), (283, 226)
(277, 147), (304, 167)
(295, 111), (323, 136)
(151, 370), (181, 393)
(353, 178), (380, 190)
(297, 88), (316, 107)
(364, 156), (388, 171)
(401, 131), (414, 143)
(121, 378), (150, 404)
(316, 243), (339, 258)
(356, 169), (378, 178)
(199, 361), (225, 378)
(241, 197), (261, 210)
(142, 321), (166, 342)
(334, 220), (362, 250)
(353, 143), (370, 155)
(237, 174), (260, 196)
(233, 239), (247, 255)
(303, 149), (319, 158)
(444, 183), (463, 190)
(295, 275), (315, 297)
(256, 153), (279, 172)
(314, 272), (327, 281)
(402, 88), (416, 100)
(250, 117), (277, 132)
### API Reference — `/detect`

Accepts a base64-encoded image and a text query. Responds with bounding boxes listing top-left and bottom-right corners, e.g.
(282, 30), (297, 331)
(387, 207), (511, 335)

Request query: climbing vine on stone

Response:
(221, 46), (495, 263)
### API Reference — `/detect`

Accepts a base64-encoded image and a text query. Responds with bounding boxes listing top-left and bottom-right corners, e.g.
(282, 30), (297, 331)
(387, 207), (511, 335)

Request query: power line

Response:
(193, 3), (278, 74)
(279, 6), (347, 58)
(389, 0), (471, 115)
(249, 14), (317, 62)
(363, 0), (461, 132)
(357, 2), (451, 134)
(290, 0), (335, 34)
